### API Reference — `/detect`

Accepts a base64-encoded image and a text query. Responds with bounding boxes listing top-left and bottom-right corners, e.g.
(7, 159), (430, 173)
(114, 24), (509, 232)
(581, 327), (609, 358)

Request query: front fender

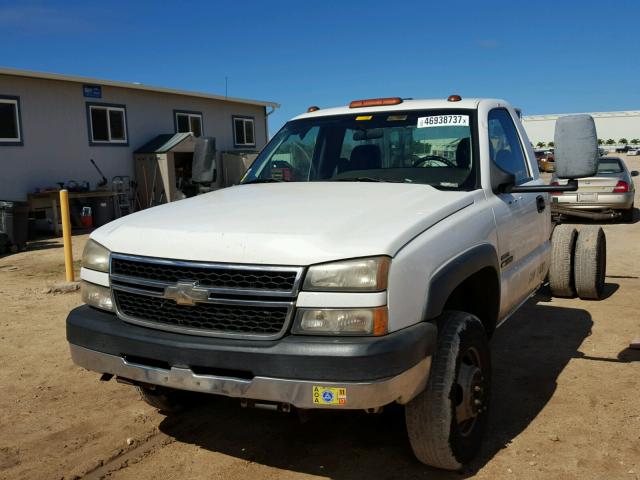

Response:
(423, 243), (500, 320)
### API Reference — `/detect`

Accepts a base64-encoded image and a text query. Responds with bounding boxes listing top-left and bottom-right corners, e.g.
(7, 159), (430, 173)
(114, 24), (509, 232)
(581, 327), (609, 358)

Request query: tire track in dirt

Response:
(81, 431), (174, 480)
(79, 402), (241, 479)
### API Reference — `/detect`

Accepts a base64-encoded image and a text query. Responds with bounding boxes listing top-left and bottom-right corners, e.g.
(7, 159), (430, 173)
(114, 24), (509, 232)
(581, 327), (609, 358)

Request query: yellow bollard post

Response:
(59, 189), (75, 282)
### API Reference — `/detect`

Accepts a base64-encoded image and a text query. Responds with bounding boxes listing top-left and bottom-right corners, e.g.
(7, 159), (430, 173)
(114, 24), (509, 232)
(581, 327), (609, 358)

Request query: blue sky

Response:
(1, 0), (639, 133)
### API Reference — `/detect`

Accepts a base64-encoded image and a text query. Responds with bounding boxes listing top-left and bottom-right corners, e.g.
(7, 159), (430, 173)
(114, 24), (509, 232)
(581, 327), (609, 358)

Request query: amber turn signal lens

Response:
(447, 94), (462, 102)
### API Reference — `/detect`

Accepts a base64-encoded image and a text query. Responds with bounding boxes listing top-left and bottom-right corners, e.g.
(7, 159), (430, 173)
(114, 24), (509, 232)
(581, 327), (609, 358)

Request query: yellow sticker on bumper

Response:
(312, 386), (347, 405)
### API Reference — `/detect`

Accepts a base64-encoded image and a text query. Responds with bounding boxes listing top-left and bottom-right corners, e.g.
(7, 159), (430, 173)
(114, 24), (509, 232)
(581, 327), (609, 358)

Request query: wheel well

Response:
(441, 267), (500, 336)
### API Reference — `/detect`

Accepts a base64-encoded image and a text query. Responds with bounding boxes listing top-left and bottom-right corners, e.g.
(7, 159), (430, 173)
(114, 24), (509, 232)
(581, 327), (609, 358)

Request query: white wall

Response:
(523, 111), (640, 146)
(0, 74), (269, 201)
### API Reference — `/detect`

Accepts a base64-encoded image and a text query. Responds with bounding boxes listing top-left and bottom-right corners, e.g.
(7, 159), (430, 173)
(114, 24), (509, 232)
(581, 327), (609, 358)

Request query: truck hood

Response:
(93, 182), (474, 265)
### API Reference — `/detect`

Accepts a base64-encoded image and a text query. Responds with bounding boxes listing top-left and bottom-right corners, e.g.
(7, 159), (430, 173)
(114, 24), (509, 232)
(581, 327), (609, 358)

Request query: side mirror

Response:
(631, 170), (639, 177)
(553, 115), (598, 179)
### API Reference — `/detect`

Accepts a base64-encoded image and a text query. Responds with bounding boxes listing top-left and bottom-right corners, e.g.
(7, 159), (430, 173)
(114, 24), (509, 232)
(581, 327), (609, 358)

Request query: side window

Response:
(87, 103), (128, 145)
(488, 109), (530, 183)
(233, 116), (255, 147)
(175, 111), (203, 137)
(0, 95), (23, 145)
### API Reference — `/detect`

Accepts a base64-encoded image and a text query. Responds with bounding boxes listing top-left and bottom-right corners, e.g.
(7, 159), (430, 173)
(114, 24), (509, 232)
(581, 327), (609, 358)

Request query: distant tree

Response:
(606, 139), (615, 145)
(631, 138), (640, 145)
(619, 138), (628, 145)
(536, 141), (546, 148)
(597, 138), (604, 145)
(547, 141), (554, 148)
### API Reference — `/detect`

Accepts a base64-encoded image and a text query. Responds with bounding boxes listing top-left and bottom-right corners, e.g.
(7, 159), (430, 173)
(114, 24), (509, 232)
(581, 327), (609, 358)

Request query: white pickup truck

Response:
(67, 96), (605, 470)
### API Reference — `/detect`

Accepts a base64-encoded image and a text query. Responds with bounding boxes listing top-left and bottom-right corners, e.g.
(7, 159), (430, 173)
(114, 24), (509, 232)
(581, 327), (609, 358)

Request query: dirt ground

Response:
(1, 155), (639, 480)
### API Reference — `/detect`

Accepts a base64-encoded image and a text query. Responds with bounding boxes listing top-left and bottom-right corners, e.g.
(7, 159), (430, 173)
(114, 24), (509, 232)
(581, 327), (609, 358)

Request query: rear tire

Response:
(405, 311), (491, 470)
(548, 225), (578, 297)
(620, 205), (634, 223)
(574, 226), (606, 300)
(136, 385), (193, 413)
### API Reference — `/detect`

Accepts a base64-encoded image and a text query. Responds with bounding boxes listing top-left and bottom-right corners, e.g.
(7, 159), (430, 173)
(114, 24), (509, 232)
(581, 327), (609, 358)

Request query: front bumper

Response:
(67, 306), (437, 409)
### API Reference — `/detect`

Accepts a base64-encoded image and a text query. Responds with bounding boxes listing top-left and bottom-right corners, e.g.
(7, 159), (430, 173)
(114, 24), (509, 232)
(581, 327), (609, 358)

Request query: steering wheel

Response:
(412, 155), (456, 168)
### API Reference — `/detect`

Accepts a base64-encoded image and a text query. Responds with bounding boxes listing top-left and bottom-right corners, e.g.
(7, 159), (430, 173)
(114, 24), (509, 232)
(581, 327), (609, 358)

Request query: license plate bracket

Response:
(578, 192), (597, 202)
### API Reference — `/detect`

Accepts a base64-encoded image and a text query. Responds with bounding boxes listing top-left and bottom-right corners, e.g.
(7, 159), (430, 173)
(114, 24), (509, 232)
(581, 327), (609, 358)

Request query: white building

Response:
(0, 67), (278, 202)
(522, 111), (640, 146)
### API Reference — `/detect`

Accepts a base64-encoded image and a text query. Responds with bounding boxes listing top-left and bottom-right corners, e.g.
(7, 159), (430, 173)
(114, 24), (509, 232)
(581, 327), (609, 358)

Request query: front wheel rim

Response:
(454, 346), (486, 437)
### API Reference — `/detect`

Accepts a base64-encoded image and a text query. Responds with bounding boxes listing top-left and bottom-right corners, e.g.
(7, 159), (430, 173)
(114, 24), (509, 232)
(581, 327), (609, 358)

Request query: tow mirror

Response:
(503, 114), (597, 194)
(553, 114), (599, 179)
(631, 170), (639, 177)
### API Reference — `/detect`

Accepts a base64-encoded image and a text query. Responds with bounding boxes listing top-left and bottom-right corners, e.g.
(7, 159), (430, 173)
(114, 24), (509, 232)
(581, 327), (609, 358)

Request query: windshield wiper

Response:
(334, 177), (410, 183)
(334, 177), (386, 183)
(241, 178), (285, 185)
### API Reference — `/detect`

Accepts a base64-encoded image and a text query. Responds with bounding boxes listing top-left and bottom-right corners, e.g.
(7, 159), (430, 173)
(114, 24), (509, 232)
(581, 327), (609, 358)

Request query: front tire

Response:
(405, 311), (491, 470)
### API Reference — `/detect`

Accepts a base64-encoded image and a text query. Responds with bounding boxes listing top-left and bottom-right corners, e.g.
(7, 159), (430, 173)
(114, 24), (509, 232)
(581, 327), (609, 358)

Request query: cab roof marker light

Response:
(349, 97), (403, 108)
(447, 94), (462, 102)
(307, 106), (320, 112)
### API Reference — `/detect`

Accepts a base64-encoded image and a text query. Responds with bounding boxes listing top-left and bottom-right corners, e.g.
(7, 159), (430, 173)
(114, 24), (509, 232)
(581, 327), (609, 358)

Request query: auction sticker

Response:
(312, 386), (347, 405)
(417, 115), (469, 128)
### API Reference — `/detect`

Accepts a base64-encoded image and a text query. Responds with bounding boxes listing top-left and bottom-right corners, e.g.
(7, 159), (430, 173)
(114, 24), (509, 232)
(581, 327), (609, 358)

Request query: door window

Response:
(488, 109), (531, 183)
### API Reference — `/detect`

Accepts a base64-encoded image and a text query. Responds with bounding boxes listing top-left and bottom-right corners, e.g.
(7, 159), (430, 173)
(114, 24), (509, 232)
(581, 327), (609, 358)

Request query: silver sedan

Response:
(551, 157), (638, 222)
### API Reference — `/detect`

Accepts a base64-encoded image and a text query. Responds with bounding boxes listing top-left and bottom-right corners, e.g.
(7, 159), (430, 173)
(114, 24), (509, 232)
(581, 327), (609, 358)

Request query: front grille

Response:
(115, 290), (289, 335)
(109, 254), (302, 339)
(112, 257), (298, 292)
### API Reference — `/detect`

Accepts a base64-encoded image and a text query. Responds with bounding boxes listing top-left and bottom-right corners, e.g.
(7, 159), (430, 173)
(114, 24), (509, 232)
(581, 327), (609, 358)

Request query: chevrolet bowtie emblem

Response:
(163, 281), (210, 306)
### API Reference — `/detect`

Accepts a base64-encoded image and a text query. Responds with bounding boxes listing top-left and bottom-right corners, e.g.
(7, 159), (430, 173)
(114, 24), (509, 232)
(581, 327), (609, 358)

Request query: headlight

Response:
(303, 256), (390, 292)
(82, 239), (110, 272)
(81, 281), (114, 311)
(293, 307), (387, 336)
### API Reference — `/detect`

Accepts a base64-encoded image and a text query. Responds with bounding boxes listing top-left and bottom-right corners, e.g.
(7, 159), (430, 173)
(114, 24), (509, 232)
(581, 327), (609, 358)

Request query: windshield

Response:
(242, 109), (478, 190)
(597, 158), (623, 174)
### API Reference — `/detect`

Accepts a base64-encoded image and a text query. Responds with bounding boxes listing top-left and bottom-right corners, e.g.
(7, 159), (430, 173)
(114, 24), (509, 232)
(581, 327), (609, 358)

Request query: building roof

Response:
(523, 111), (640, 122)
(0, 66), (279, 109)
(135, 133), (194, 154)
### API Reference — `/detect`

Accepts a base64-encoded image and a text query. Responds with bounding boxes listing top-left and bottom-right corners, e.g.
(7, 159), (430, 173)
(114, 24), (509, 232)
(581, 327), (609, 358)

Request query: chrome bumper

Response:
(70, 344), (431, 410)
(553, 192), (634, 210)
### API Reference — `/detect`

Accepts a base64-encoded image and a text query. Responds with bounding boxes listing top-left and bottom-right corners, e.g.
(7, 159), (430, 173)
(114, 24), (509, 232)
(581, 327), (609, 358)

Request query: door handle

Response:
(536, 195), (546, 213)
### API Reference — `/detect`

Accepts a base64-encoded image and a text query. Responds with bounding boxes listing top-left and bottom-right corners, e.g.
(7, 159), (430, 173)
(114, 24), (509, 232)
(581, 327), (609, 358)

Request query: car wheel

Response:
(574, 226), (606, 300)
(549, 224), (578, 297)
(620, 204), (634, 223)
(405, 311), (490, 470)
(136, 385), (194, 413)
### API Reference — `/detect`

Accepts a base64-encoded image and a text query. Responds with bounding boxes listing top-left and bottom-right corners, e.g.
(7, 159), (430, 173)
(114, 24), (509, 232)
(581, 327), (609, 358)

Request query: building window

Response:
(0, 95), (22, 145)
(233, 116), (255, 147)
(174, 111), (203, 137)
(87, 103), (128, 145)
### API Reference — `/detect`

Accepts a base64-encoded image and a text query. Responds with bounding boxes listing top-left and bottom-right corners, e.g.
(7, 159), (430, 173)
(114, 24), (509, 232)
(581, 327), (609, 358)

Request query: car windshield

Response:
(597, 158), (623, 174)
(242, 109), (478, 190)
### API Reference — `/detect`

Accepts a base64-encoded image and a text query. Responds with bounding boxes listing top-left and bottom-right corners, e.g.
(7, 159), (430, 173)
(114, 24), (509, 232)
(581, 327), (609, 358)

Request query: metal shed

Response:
(134, 133), (197, 207)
